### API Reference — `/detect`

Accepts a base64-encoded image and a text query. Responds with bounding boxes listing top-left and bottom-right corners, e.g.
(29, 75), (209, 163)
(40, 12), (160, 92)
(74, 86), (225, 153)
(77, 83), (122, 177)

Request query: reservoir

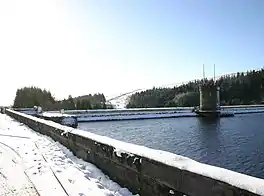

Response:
(78, 112), (264, 179)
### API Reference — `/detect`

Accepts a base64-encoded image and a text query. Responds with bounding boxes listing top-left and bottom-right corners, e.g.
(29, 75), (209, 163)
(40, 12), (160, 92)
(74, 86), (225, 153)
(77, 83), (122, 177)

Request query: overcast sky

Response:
(0, 0), (264, 105)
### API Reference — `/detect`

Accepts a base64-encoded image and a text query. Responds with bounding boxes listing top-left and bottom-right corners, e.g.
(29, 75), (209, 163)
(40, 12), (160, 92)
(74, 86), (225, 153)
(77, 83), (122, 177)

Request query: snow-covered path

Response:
(0, 114), (136, 196)
(0, 142), (39, 196)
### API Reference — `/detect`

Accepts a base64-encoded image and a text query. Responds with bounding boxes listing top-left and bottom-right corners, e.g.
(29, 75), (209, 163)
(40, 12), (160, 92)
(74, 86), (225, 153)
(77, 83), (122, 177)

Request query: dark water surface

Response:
(78, 113), (264, 178)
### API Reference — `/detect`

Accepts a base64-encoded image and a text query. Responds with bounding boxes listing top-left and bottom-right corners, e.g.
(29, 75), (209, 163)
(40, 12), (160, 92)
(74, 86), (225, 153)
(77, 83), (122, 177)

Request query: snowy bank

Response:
(5, 109), (264, 196)
(0, 114), (136, 196)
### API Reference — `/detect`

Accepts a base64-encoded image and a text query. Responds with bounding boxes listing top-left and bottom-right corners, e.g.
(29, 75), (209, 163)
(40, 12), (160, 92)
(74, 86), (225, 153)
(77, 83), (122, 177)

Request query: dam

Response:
(4, 108), (264, 196)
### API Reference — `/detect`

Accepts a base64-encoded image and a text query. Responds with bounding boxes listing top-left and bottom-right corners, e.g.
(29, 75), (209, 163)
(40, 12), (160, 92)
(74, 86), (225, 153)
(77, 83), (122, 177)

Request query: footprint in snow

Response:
(105, 193), (114, 196)
(0, 172), (7, 179)
(68, 179), (74, 184)
(67, 160), (73, 164)
(12, 159), (17, 164)
(97, 184), (104, 189)
(84, 174), (90, 180)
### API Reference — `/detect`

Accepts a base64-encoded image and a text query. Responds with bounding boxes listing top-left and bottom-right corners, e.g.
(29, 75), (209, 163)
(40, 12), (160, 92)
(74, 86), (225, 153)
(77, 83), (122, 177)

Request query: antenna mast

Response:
(214, 64), (216, 82)
(203, 64), (205, 79)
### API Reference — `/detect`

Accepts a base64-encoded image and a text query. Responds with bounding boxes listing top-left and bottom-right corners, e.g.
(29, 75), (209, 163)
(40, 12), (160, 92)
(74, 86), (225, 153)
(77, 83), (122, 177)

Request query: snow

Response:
(68, 108), (196, 122)
(114, 148), (134, 158)
(74, 107), (264, 122)
(77, 112), (196, 122)
(0, 113), (137, 196)
(41, 112), (72, 117)
(49, 106), (264, 123)
(69, 129), (264, 195)
(232, 109), (264, 114)
(5, 109), (264, 195)
(0, 142), (38, 196)
(62, 107), (193, 114)
(222, 104), (264, 108)
(107, 94), (130, 109)
(72, 129), (264, 195)
(61, 117), (77, 126)
(18, 106), (264, 124)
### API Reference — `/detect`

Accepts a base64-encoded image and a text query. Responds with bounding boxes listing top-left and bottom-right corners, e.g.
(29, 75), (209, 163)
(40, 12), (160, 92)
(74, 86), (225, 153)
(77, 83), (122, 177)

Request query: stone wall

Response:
(5, 109), (262, 196)
(199, 84), (217, 111)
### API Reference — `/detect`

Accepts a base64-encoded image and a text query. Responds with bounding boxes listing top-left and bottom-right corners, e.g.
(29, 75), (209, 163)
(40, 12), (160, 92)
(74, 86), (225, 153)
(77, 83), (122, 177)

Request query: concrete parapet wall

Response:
(5, 109), (263, 196)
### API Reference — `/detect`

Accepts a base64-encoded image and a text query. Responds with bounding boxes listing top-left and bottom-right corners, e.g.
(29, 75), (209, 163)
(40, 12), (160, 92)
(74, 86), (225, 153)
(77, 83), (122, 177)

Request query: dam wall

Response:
(5, 109), (263, 196)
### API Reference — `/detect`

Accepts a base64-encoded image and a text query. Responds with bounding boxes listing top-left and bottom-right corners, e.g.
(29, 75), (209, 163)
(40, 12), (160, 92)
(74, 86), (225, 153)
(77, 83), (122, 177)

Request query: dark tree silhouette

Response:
(127, 68), (264, 108)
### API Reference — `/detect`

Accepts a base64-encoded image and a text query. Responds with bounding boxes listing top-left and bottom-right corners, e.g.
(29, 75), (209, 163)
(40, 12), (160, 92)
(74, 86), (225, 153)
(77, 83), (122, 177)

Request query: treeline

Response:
(127, 68), (264, 108)
(13, 87), (112, 110)
(13, 87), (56, 109)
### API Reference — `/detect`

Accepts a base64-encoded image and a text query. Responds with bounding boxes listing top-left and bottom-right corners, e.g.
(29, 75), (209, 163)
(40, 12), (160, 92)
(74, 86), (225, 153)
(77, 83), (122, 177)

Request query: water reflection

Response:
(194, 118), (223, 166)
(197, 117), (220, 129)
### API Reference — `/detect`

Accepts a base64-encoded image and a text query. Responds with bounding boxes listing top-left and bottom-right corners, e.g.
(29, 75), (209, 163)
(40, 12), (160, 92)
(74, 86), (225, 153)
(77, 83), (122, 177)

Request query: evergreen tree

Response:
(67, 95), (75, 110)
(13, 86), (108, 110)
(76, 100), (81, 110)
(13, 87), (56, 109)
(126, 68), (264, 108)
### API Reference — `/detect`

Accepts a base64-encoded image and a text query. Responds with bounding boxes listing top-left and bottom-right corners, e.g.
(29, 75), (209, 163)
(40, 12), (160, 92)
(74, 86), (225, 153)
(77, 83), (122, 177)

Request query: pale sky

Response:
(1, 0), (264, 105)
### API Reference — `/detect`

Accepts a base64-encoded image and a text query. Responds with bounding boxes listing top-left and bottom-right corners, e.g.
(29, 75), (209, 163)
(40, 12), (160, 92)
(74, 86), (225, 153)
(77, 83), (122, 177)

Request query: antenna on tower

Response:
(214, 64), (216, 82)
(203, 64), (205, 79)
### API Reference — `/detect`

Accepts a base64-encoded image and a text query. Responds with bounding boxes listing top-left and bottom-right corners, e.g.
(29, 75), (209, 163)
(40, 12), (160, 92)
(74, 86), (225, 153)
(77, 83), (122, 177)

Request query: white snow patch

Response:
(41, 112), (72, 117)
(114, 149), (123, 158)
(113, 148), (134, 158)
(133, 158), (139, 164)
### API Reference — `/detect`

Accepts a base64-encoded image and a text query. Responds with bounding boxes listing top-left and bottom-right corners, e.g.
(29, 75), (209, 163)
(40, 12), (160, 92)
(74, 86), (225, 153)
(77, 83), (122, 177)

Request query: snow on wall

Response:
(71, 129), (264, 195)
(6, 109), (264, 195)
(41, 112), (72, 117)
(47, 107), (264, 123)
(77, 112), (197, 122)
